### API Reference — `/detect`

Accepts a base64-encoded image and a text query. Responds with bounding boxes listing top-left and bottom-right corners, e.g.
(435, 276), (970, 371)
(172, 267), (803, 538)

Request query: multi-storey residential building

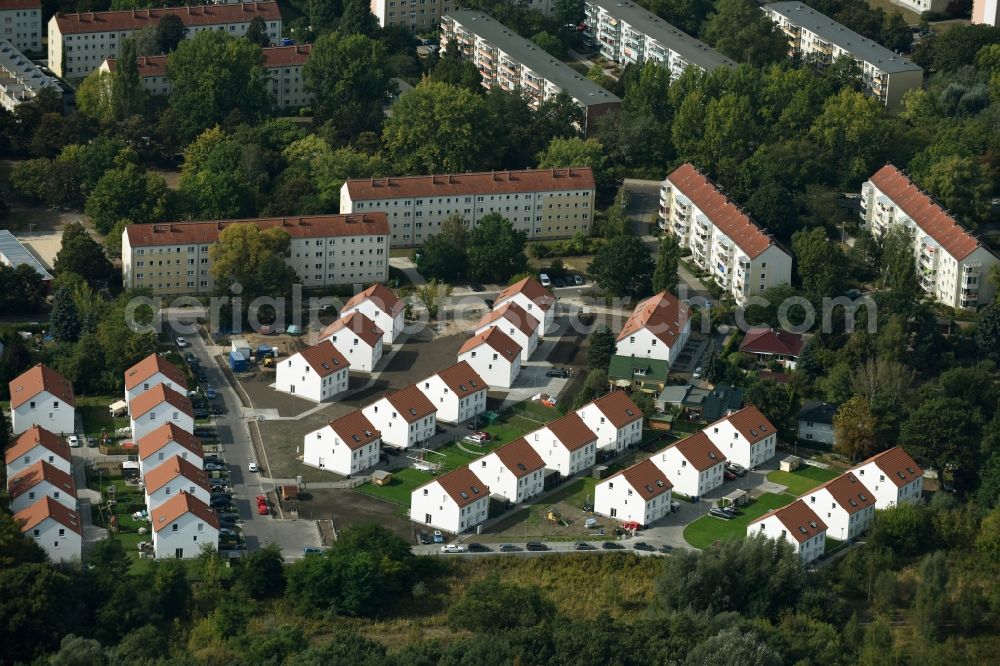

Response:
(652, 431), (726, 499)
(121, 214), (389, 296)
(973, 0), (999, 26)
(303, 410), (381, 476)
(373, 0), (553, 32)
(574, 390), (644, 454)
(748, 499), (827, 564)
(0, 41), (59, 111)
(860, 164), (1000, 309)
(763, 3), (922, 109)
(475, 437), (546, 504)
(0, 0), (41, 53)
(341, 168), (596, 246)
(362, 385), (437, 449)
(100, 44), (312, 109)
(8, 364), (76, 436)
(584, 0), (735, 79)
(804, 471), (875, 541)
(49, 2), (283, 78)
(441, 11), (621, 134)
(853, 447), (924, 509)
(410, 465), (490, 534)
(616, 291), (690, 366)
(887, 0), (948, 16)
(660, 163), (792, 305)
(595, 458), (673, 526)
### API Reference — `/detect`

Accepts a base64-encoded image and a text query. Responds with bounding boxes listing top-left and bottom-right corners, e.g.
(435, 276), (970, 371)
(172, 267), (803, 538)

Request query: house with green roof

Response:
(608, 355), (670, 393)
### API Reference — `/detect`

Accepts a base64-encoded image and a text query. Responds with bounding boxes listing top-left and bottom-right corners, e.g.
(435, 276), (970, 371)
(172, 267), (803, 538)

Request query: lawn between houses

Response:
(683, 492), (797, 549)
(765, 465), (840, 496)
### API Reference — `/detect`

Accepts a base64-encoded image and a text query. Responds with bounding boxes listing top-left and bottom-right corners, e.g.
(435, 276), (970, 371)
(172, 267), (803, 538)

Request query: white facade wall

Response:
(575, 404), (642, 453)
(0, 6), (41, 53)
(152, 511), (218, 559)
(798, 419), (835, 445)
(749, 514), (826, 564)
(497, 292), (555, 337)
(125, 373), (186, 406)
(457, 345), (520, 389)
(615, 326), (685, 365)
(321, 329), (382, 373)
(804, 487), (875, 541)
(415, 374), (486, 424)
(302, 424), (380, 476)
(342, 300), (404, 344)
(145, 479), (210, 510)
(361, 403), (435, 449)
(854, 462), (924, 510)
(474, 454), (544, 504)
(527, 429), (597, 477)
(474, 322), (537, 363)
(275, 353), (348, 403)
(410, 480), (489, 534)
(705, 422), (776, 470)
(139, 443), (202, 478)
(11, 391), (75, 436)
(594, 477), (672, 526)
(651, 446), (724, 498)
(6, 446), (71, 477)
(130, 407), (193, 443)
(24, 517), (81, 563)
(11, 481), (76, 514)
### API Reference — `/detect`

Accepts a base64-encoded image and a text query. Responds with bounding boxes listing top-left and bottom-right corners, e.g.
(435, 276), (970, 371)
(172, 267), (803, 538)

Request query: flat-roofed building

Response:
(763, 3), (922, 109)
(121, 214), (389, 296)
(441, 11), (621, 135)
(0, 229), (53, 281)
(0, 41), (59, 111)
(0, 0), (41, 53)
(341, 168), (595, 246)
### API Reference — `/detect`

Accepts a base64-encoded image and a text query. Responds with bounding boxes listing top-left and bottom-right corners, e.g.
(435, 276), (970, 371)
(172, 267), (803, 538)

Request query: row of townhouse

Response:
(441, 11), (621, 135)
(583, 0), (735, 80)
(763, 3), (922, 109)
(0, 40), (61, 112)
(0, 0), (41, 53)
(120, 214), (390, 297)
(48, 2), (283, 79)
(860, 164), (1000, 309)
(411, 390), (645, 533)
(372, 0), (554, 32)
(659, 163), (793, 306)
(340, 168), (597, 247)
(748, 446), (924, 563)
(100, 43), (313, 109)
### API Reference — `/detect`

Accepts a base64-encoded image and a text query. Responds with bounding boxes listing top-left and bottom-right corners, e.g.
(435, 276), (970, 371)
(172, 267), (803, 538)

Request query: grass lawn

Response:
(356, 467), (434, 507)
(435, 440), (502, 472)
(683, 492), (796, 549)
(766, 465), (840, 496)
(77, 394), (129, 435)
(482, 415), (538, 446)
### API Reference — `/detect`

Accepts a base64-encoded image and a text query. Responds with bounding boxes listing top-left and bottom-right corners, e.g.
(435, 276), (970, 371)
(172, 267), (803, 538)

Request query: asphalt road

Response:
(413, 540), (675, 558)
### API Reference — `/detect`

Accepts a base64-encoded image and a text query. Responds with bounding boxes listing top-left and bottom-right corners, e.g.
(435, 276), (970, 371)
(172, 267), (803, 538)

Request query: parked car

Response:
(573, 275), (584, 286)
(466, 543), (489, 552)
(67, 435), (80, 448)
(526, 541), (548, 551)
(670, 500), (681, 512)
(657, 544), (674, 554)
(484, 299), (495, 309)
(602, 541), (624, 550)
(539, 273), (551, 287)
(721, 505), (739, 517)
(499, 544), (519, 552)
(709, 507), (733, 520)
(303, 547), (323, 555)
(470, 283), (485, 292)
(632, 542), (655, 552)
(545, 368), (572, 378)
(203, 462), (224, 472)
(552, 277), (566, 288)
(441, 544), (465, 553)
(184, 352), (196, 363)
(433, 530), (444, 543)
(418, 532), (432, 545)
(463, 432), (490, 444)
(197, 371), (208, 383)
(248, 462), (259, 473)
(574, 542), (595, 550)
(219, 528), (238, 537)
(175, 337), (189, 348)
(726, 463), (747, 476)
(211, 404), (225, 415)
(204, 454), (223, 464)
(210, 497), (232, 509)
(210, 492), (233, 502)
(193, 408), (209, 419)
(724, 470), (737, 481)
(206, 388), (217, 399)
(256, 498), (269, 515)
(692, 367), (703, 379)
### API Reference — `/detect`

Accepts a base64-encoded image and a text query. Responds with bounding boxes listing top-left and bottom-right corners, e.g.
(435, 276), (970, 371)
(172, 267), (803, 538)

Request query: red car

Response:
(724, 470), (737, 481)
(256, 495), (269, 515)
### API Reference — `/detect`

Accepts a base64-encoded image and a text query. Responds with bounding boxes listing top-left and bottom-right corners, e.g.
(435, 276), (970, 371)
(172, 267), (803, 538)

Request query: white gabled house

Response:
(8, 364), (76, 436)
(129, 384), (194, 442)
(341, 283), (405, 344)
(804, 471), (876, 541)
(457, 327), (522, 388)
(124, 354), (188, 406)
(361, 384), (437, 449)
(137, 423), (204, 479)
(151, 491), (219, 559)
(615, 291), (690, 366)
(303, 410), (382, 476)
(143, 455), (211, 510)
(595, 458), (673, 526)
(651, 431), (726, 499)
(474, 437), (546, 504)
(853, 447), (924, 510)
(575, 390), (643, 454)
(15, 496), (82, 564)
(320, 311), (384, 372)
(704, 406), (777, 470)
(416, 361), (488, 424)
(275, 340), (349, 402)
(494, 276), (557, 337)
(748, 499), (827, 564)
(474, 301), (539, 362)
(5, 426), (72, 477)
(410, 465), (489, 534)
(527, 412), (598, 477)
(8, 461), (77, 514)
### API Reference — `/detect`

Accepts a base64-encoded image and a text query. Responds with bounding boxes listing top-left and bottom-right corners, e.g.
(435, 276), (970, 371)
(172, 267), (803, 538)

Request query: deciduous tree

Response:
(245, 15), (271, 47)
(652, 234), (680, 294)
(417, 214), (468, 282)
(85, 163), (168, 234)
(467, 214), (529, 283)
(702, 0), (788, 66)
(587, 326), (617, 372)
(833, 396), (877, 461)
(588, 235), (653, 298)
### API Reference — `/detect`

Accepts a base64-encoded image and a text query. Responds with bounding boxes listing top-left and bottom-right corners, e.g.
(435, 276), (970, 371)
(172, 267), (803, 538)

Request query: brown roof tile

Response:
(458, 327), (522, 359)
(616, 458), (672, 501)
(382, 385), (437, 423)
(712, 406), (775, 445)
(586, 391), (643, 429)
(750, 499), (827, 543)
(432, 466), (489, 507)
(343, 283), (404, 317)
(0, 0), (41, 10)
(105, 43), (311, 78)
(670, 431), (726, 471)
(739, 328), (803, 357)
(546, 412), (597, 452)
(8, 461), (77, 500)
(297, 340), (348, 377)
(124, 354), (188, 391)
(138, 423), (203, 462)
(151, 491), (219, 533)
(55, 2), (281, 35)
(496, 277), (556, 313)
(327, 411), (381, 451)
(476, 301), (539, 338)
(129, 384), (193, 420)
(432, 361), (487, 397)
(4, 426), (71, 466)
(143, 455), (209, 495)
(124, 214), (388, 248)
(345, 168), (595, 200)
(814, 472), (875, 515)
(321, 311), (383, 348)
(617, 291), (689, 346)
(857, 446), (923, 488)
(9, 364), (75, 410)
(14, 496), (81, 535)
(492, 438), (545, 478)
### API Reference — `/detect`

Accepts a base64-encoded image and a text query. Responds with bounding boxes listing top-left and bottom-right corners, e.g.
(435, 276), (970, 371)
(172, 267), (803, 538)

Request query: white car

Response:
(248, 462), (259, 472)
(692, 367), (703, 379)
(441, 544), (465, 553)
(175, 337), (189, 348)
(67, 435), (80, 448)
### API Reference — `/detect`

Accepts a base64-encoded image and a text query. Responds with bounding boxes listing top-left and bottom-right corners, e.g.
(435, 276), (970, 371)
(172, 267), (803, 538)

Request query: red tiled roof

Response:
(616, 458), (672, 501)
(616, 291), (688, 346)
(9, 364), (75, 409)
(14, 496), (81, 536)
(814, 472), (875, 515)
(327, 411), (381, 451)
(545, 412), (597, 452)
(151, 491), (219, 533)
(297, 340), (348, 377)
(4, 426), (70, 466)
(54, 2), (281, 35)
(667, 163), (775, 259)
(458, 327), (522, 359)
(8, 461), (77, 500)
(143, 455), (209, 495)
(492, 438), (546, 478)
(740, 327), (803, 357)
(138, 422), (203, 462)
(0, 0), (40, 10)
(585, 391), (643, 429)
(382, 385), (436, 423)
(321, 311), (383, 348)
(124, 354), (188, 391)
(750, 499), (827, 543)
(129, 384), (193, 420)
(711, 406), (775, 445)
(432, 466), (489, 508)
(857, 446), (923, 488)
(432, 361), (487, 397)
(104, 43), (312, 78)
(124, 214), (388, 247)
(345, 168), (595, 200)
(870, 164), (985, 261)
(476, 301), (539, 338)
(343, 283), (404, 317)
(496, 277), (556, 313)
(671, 431), (726, 471)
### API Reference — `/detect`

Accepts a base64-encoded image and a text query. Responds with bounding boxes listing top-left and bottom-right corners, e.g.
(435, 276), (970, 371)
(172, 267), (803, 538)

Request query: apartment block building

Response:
(441, 11), (621, 135)
(100, 43), (311, 109)
(763, 3), (922, 109)
(888, 0), (948, 15)
(372, 0), (552, 32)
(121, 214), (390, 296)
(0, 0), (41, 53)
(659, 163), (792, 305)
(341, 168), (596, 246)
(584, 0), (735, 79)
(860, 164), (1000, 309)
(48, 2), (283, 78)
(973, 0), (999, 26)
(0, 41), (59, 112)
